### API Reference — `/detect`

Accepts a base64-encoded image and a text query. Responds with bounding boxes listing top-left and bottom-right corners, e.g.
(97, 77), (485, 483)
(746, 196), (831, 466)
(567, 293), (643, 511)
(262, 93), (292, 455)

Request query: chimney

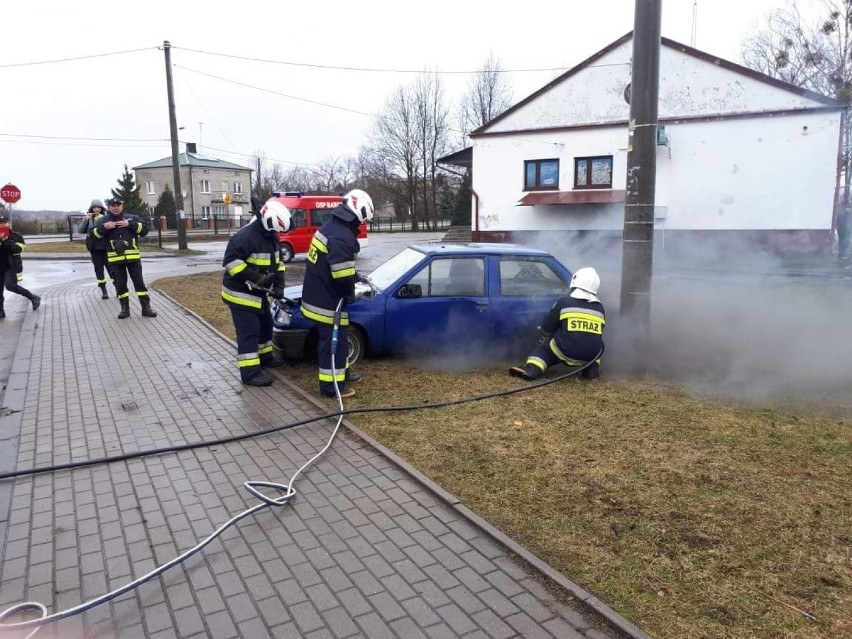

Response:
(186, 142), (197, 154)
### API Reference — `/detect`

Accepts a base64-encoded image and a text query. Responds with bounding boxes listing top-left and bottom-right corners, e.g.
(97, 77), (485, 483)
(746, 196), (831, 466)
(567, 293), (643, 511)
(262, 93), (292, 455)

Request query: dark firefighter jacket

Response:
(0, 231), (26, 281)
(301, 205), (360, 326)
(78, 210), (110, 252)
(221, 219), (285, 313)
(542, 295), (606, 364)
(92, 214), (148, 263)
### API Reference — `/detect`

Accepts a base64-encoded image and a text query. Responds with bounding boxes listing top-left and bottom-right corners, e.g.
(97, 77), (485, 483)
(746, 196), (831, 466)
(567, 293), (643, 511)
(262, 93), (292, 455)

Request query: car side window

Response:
(499, 259), (571, 296)
(405, 258), (485, 297)
(289, 208), (307, 229)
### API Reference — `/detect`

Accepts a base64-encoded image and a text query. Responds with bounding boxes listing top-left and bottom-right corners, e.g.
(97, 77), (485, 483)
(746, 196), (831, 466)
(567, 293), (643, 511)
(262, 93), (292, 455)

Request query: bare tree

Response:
(414, 71), (452, 230)
(368, 84), (422, 228)
(457, 52), (514, 143)
(310, 155), (357, 193)
(251, 149), (267, 200)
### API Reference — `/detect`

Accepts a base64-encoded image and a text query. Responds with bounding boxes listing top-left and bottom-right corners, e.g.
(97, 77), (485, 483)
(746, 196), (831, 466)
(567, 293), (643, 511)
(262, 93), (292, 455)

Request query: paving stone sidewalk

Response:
(0, 279), (649, 639)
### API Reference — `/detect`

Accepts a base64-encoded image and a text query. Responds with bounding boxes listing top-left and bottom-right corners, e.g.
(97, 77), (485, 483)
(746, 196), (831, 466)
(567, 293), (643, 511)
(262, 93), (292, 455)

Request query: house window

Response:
(214, 205), (225, 218)
(233, 182), (243, 194)
(574, 156), (613, 189)
(146, 181), (155, 195)
(200, 180), (211, 193)
(201, 205), (211, 219)
(523, 159), (559, 191)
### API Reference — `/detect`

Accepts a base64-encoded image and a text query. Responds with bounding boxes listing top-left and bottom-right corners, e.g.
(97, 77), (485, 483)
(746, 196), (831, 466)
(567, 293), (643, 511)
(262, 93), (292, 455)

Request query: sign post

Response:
(0, 184), (21, 205)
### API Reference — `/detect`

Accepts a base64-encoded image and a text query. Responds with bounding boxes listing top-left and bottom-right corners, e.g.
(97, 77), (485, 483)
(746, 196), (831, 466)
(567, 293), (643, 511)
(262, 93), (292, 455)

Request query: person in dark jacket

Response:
(301, 189), (374, 398)
(509, 267), (606, 380)
(93, 197), (157, 319)
(0, 215), (41, 319)
(222, 199), (290, 386)
(77, 198), (114, 299)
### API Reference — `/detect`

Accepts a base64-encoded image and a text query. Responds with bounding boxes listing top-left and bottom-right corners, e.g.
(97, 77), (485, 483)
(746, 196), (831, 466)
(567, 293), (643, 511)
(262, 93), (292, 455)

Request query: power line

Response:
(0, 133), (164, 142)
(0, 47), (157, 69)
(174, 46), (572, 74)
(175, 65), (376, 117)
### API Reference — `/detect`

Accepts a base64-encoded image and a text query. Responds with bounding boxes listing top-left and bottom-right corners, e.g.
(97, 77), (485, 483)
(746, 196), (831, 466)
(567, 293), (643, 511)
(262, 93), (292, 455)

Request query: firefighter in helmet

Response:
(509, 267), (606, 380)
(0, 215), (41, 319)
(301, 189), (374, 398)
(222, 199), (289, 386)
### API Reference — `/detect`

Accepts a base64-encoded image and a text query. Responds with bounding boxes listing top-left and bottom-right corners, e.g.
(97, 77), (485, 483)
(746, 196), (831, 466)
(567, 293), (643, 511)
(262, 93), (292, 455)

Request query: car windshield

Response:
(368, 247), (427, 291)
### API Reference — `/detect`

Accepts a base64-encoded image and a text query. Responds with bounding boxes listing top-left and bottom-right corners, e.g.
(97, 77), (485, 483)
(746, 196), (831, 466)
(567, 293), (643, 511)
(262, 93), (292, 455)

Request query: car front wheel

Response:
(347, 326), (366, 366)
(280, 243), (294, 263)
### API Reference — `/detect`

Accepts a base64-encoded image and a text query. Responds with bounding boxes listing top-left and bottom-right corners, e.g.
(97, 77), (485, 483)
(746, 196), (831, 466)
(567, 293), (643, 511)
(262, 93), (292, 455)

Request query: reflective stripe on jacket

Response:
(92, 215), (148, 263)
(301, 207), (360, 325)
(221, 219), (285, 313)
(542, 295), (606, 363)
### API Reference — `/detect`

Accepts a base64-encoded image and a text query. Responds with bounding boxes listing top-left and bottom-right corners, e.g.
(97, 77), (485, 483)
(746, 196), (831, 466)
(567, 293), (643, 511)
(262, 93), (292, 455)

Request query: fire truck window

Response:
(312, 209), (333, 226)
(290, 208), (307, 228)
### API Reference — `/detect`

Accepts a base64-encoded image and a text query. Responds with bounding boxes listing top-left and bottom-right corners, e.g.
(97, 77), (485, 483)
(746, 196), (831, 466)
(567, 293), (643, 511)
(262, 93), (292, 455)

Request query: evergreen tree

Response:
(154, 184), (177, 228)
(111, 164), (147, 215)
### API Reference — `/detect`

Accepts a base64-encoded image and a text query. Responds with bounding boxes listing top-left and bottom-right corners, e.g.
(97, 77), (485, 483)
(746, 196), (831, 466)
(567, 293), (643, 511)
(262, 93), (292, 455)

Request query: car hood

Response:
(283, 284), (303, 301)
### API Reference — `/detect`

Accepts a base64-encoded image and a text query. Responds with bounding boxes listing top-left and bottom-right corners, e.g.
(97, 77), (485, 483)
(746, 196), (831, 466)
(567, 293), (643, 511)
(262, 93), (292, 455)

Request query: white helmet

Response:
(569, 267), (601, 300)
(343, 189), (375, 222)
(260, 200), (291, 233)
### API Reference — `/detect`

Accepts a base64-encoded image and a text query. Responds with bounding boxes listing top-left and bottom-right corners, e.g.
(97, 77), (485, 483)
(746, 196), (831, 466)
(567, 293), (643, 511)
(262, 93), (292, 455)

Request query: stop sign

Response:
(0, 184), (21, 204)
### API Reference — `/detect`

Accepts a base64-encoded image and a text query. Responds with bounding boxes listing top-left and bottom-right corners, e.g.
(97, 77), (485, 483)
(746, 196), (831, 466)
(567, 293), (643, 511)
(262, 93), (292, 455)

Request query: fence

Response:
(368, 218), (452, 233)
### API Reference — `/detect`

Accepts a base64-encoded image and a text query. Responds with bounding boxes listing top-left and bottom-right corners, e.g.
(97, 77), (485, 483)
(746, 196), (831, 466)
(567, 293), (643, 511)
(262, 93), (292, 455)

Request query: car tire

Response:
(347, 326), (366, 366)
(280, 243), (294, 263)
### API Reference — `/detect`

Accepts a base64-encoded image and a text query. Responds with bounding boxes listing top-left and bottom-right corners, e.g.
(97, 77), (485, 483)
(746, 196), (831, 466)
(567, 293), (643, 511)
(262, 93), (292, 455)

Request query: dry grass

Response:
(155, 270), (852, 639)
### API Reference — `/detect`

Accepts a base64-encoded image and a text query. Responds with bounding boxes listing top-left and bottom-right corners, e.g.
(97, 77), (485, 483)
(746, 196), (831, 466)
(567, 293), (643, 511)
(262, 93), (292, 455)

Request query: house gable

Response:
(475, 34), (842, 136)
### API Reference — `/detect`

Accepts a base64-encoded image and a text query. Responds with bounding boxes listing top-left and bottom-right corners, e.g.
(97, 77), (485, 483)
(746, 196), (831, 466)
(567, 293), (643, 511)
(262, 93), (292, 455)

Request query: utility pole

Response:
(620, 0), (663, 342)
(163, 40), (188, 251)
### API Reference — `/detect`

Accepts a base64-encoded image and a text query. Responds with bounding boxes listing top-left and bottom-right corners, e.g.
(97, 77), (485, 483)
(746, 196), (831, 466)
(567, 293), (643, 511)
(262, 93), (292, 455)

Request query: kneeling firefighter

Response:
(301, 189), (374, 399)
(222, 199), (290, 386)
(509, 267), (606, 380)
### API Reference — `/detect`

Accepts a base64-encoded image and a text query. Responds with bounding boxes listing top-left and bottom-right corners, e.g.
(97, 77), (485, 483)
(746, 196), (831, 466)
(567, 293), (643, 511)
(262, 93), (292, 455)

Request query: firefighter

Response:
(221, 199), (289, 386)
(509, 267), (606, 380)
(93, 197), (157, 319)
(77, 198), (115, 299)
(0, 215), (41, 319)
(301, 189), (374, 398)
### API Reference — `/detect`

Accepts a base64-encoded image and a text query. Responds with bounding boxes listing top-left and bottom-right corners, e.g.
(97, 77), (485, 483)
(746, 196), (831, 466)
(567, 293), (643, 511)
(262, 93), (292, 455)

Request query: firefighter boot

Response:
(99, 283), (109, 299)
(117, 298), (131, 319)
(0, 304), (5, 320)
(140, 296), (158, 318)
(508, 364), (541, 381)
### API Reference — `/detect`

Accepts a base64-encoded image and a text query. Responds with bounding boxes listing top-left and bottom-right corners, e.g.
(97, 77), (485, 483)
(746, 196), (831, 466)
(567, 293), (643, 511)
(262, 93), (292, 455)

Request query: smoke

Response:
(519, 230), (852, 411)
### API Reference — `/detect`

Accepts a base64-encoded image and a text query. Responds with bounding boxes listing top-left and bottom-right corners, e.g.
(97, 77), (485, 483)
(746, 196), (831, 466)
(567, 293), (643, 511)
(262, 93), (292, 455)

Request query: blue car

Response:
(272, 243), (574, 365)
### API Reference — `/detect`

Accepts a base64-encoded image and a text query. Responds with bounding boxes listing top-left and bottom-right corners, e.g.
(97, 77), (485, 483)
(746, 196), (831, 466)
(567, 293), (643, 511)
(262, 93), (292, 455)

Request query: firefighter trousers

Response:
(229, 304), (275, 383)
(317, 323), (349, 396)
(89, 249), (115, 286)
(112, 260), (149, 299)
(0, 269), (35, 307)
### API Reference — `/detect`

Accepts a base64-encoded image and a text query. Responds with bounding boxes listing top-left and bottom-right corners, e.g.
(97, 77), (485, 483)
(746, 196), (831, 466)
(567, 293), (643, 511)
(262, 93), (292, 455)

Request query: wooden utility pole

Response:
(163, 40), (188, 250)
(620, 0), (663, 340)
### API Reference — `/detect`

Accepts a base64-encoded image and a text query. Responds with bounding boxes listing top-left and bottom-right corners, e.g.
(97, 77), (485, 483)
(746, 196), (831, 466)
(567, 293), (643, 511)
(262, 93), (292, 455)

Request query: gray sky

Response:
(2, 0), (795, 211)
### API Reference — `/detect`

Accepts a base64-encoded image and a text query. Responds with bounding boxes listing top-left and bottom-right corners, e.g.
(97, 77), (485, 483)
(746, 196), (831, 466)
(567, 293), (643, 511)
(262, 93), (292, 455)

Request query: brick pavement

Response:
(0, 279), (649, 639)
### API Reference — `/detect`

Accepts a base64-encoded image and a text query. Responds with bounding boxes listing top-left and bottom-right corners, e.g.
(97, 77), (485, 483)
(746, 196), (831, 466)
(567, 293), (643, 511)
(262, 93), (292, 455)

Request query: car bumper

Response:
(272, 328), (311, 359)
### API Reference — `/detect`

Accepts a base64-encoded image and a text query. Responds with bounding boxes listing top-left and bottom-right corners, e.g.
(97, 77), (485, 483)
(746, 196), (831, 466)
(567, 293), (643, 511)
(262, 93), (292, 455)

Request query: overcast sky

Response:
(2, 0), (802, 211)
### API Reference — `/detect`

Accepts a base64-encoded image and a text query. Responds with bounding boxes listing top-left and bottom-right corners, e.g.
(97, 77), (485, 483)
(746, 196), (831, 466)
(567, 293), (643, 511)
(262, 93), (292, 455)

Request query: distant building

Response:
(133, 143), (253, 227)
(451, 32), (845, 256)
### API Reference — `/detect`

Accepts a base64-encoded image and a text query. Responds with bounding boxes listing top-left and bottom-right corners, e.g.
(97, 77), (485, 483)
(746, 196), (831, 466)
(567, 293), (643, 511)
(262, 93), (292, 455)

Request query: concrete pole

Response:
(620, 0), (663, 342)
(163, 41), (188, 251)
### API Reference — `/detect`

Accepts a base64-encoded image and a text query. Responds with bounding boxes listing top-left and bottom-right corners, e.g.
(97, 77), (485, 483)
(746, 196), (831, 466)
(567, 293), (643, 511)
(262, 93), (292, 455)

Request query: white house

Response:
(465, 33), (846, 256)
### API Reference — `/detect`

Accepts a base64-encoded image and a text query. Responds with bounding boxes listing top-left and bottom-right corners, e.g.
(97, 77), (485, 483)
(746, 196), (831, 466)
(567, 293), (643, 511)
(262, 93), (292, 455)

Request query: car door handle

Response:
(475, 302), (489, 310)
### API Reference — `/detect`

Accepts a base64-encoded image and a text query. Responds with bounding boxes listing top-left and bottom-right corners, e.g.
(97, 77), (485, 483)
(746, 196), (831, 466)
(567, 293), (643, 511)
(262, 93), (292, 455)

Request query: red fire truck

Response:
(268, 192), (369, 262)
